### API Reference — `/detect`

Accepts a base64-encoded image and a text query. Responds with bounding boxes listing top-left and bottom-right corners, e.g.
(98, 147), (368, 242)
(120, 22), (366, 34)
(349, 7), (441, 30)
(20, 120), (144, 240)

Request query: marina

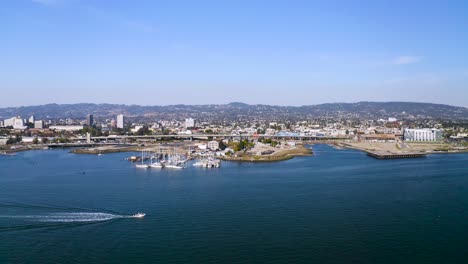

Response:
(129, 148), (220, 170)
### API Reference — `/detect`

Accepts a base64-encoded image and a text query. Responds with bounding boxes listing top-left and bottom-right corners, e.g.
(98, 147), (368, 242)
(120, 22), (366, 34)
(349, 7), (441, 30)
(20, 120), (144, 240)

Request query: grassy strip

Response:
(219, 146), (313, 162)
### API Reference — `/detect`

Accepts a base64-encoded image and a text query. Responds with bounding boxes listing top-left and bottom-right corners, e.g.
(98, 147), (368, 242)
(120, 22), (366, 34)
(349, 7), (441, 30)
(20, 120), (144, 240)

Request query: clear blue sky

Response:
(1, 0), (467, 107)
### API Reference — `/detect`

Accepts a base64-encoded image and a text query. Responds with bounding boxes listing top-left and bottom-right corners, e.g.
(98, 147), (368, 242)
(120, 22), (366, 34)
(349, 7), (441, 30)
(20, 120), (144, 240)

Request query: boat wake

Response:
(0, 212), (128, 223)
(35, 212), (125, 223)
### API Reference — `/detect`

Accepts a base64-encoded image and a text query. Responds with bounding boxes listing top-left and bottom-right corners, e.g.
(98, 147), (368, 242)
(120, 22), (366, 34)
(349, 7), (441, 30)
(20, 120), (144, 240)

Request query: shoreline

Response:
(2, 142), (467, 160)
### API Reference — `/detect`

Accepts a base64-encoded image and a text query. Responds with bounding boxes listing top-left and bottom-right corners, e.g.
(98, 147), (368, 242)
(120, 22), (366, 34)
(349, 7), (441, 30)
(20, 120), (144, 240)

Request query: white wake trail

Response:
(36, 212), (124, 223)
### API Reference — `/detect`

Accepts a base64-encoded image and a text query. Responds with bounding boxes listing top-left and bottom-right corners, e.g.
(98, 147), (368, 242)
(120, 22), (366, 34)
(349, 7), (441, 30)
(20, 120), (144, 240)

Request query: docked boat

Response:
(193, 158), (220, 168)
(193, 161), (204, 167)
(136, 150), (148, 168)
(165, 163), (185, 169)
(149, 162), (164, 168)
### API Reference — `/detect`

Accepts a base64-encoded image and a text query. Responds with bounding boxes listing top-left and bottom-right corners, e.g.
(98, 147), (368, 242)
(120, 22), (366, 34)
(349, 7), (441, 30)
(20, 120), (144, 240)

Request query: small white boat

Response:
(193, 161), (204, 167)
(165, 164), (184, 169)
(149, 162), (164, 168)
(135, 164), (148, 169)
(132, 213), (146, 218)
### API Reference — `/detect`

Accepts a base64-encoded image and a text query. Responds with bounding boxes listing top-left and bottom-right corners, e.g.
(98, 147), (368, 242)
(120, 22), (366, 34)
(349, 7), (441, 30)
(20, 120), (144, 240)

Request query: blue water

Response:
(0, 145), (467, 263)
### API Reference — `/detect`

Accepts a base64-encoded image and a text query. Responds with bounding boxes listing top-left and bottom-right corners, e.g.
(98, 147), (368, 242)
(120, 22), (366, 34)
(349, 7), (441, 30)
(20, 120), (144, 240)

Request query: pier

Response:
(366, 151), (426, 159)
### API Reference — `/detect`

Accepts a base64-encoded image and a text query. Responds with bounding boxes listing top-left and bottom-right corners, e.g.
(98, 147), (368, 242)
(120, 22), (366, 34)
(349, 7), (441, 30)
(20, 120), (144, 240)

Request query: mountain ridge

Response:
(0, 101), (467, 120)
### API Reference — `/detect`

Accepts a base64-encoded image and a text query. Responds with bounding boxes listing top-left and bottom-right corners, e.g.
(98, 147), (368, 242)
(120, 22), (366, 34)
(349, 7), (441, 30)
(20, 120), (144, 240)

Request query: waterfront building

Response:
(185, 118), (195, 128)
(404, 128), (443, 142)
(207, 140), (219, 150)
(34, 120), (44, 129)
(87, 114), (94, 126)
(117, 114), (125, 129)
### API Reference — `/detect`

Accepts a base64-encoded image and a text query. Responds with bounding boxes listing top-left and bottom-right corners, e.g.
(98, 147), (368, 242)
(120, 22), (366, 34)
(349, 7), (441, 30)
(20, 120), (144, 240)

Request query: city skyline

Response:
(1, 0), (468, 107)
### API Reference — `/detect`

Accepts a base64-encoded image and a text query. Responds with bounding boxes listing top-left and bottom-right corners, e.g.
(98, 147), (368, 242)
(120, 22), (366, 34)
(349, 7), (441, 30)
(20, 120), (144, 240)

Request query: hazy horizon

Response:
(1, 0), (467, 107)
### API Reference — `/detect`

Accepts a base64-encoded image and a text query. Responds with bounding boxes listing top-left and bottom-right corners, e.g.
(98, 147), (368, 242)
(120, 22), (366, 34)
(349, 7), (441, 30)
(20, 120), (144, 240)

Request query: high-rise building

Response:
(29, 115), (35, 123)
(185, 118), (195, 128)
(13, 117), (26, 130)
(117, 114), (125, 129)
(34, 120), (44, 129)
(87, 114), (94, 126)
(3, 117), (15, 127)
(4, 116), (27, 129)
(110, 119), (117, 128)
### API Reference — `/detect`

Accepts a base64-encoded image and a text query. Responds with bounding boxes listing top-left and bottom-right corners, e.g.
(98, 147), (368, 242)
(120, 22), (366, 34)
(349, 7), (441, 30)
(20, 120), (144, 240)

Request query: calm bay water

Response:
(0, 144), (467, 263)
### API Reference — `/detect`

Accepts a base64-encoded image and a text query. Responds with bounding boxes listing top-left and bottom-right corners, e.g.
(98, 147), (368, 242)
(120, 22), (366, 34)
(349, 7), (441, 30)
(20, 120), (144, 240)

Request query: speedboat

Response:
(133, 213), (146, 218)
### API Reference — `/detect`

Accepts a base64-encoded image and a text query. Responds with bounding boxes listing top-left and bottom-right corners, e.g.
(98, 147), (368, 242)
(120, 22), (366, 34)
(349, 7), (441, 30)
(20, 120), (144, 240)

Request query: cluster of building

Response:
(1, 112), (466, 146)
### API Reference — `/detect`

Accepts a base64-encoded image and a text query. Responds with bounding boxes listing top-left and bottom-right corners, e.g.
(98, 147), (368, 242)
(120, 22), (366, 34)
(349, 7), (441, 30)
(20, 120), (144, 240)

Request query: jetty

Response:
(366, 151), (426, 159)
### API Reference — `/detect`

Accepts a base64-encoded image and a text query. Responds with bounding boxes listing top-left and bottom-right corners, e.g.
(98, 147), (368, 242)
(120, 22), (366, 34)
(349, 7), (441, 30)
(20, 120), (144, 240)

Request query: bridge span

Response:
(70, 134), (349, 142)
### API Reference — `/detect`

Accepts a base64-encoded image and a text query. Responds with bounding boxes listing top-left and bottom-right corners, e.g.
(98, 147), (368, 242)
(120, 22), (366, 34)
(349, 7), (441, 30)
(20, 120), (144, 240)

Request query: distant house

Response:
(0, 137), (8, 145)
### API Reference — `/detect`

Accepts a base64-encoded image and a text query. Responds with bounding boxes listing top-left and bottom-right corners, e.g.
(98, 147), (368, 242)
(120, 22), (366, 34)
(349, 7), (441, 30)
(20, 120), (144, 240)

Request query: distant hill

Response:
(0, 102), (467, 121)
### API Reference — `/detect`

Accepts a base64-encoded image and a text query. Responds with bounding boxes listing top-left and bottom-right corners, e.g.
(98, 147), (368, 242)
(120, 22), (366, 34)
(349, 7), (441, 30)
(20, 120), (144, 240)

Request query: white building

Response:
(34, 120), (44, 129)
(131, 125), (144, 133)
(117, 114), (125, 129)
(3, 117), (15, 127)
(207, 140), (219, 150)
(29, 115), (35, 123)
(3, 116), (27, 130)
(404, 128), (443, 142)
(185, 118), (195, 128)
(14, 118), (26, 129)
(49, 125), (84, 132)
(0, 137), (8, 145)
(197, 144), (207, 150)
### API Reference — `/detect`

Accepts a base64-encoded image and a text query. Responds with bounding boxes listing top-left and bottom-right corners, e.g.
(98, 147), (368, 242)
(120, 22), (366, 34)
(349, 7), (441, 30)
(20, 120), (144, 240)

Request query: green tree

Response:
(33, 137), (39, 144)
(238, 140), (245, 150)
(6, 137), (15, 145)
(219, 140), (227, 150)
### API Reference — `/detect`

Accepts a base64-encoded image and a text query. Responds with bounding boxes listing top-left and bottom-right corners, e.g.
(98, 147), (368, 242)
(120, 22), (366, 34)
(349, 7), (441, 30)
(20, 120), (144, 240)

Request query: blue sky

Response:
(1, 0), (467, 107)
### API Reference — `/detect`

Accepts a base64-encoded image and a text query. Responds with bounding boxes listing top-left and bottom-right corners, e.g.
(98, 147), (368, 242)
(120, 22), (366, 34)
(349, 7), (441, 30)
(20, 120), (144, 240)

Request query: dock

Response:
(366, 151), (426, 159)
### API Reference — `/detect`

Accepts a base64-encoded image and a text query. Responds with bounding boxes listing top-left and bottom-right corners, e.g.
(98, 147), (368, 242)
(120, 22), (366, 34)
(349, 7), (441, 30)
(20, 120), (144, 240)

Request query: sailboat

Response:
(164, 148), (185, 169)
(149, 154), (164, 168)
(135, 150), (149, 168)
